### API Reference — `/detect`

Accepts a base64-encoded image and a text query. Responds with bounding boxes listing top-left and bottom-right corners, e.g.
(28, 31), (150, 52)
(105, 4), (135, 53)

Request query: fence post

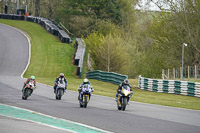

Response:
(168, 69), (169, 79)
(173, 68), (175, 80)
(180, 67), (182, 80)
(162, 69), (164, 79)
(188, 66), (190, 80)
(195, 65), (197, 79)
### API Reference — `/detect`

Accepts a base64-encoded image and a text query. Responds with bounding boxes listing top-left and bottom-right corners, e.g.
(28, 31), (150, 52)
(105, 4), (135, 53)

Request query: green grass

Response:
(1, 19), (200, 110)
(0, 19), (75, 78)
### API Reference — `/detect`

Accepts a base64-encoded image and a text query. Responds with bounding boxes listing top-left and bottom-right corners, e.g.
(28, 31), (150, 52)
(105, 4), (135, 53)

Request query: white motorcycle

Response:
(55, 80), (66, 100)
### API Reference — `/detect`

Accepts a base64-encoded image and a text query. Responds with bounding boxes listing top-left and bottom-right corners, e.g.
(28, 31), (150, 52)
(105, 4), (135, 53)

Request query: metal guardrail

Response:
(0, 13), (24, 20)
(138, 75), (200, 97)
(74, 38), (86, 78)
(0, 14), (72, 43)
(86, 70), (128, 85)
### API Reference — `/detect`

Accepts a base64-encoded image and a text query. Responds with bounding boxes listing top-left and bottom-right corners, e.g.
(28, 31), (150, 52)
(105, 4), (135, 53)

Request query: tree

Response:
(85, 32), (129, 73)
(34, 0), (40, 16)
(1, 0), (4, 13)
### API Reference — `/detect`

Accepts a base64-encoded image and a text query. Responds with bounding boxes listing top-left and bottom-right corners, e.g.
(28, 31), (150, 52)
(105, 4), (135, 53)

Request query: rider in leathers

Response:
(54, 73), (68, 93)
(115, 79), (133, 102)
(22, 76), (36, 93)
(78, 78), (93, 100)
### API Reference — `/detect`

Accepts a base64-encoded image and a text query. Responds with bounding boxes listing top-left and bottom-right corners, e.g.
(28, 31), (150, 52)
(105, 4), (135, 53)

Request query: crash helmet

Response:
(31, 75), (35, 80)
(83, 78), (89, 84)
(60, 73), (64, 78)
(123, 79), (129, 85)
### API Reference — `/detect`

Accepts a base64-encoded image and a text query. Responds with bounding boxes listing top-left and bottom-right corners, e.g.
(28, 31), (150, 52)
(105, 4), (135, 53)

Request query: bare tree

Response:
(34, 0), (40, 16)
(1, 0), (4, 13)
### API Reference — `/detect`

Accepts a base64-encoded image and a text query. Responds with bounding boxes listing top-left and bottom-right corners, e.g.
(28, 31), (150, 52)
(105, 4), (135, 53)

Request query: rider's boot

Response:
(115, 94), (118, 102)
(53, 85), (57, 93)
(22, 83), (26, 92)
(78, 93), (80, 100)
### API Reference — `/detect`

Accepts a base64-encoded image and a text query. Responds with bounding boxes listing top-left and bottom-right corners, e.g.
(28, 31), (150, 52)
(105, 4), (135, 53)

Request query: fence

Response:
(162, 65), (200, 80)
(138, 75), (200, 97)
(0, 14), (72, 44)
(74, 38), (86, 78)
(86, 70), (128, 85)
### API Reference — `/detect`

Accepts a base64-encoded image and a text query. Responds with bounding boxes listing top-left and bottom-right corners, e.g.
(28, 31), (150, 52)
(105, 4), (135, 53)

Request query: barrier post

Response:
(195, 65), (197, 80)
(188, 66), (190, 80)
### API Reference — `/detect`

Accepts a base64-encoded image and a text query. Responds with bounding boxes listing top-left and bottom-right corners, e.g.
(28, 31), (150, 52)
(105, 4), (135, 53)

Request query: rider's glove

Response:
(78, 87), (82, 92)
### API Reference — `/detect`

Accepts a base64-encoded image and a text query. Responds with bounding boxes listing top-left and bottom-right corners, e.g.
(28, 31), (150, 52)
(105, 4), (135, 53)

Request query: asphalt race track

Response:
(0, 23), (200, 133)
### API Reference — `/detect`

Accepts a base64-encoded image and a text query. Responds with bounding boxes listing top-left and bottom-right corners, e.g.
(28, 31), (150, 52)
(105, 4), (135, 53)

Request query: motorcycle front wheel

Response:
(83, 95), (88, 108)
(122, 97), (127, 111)
(22, 88), (31, 100)
(56, 89), (63, 100)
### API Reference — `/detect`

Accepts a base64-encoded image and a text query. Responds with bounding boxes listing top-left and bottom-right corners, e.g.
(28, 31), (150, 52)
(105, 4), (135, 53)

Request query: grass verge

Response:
(1, 19), (200, 110)
(0, 19), (75, 78)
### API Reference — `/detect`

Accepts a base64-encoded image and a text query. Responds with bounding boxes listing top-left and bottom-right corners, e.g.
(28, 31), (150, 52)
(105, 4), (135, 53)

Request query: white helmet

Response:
(60, 73), (64, 77)
(83, 78), (89, 84)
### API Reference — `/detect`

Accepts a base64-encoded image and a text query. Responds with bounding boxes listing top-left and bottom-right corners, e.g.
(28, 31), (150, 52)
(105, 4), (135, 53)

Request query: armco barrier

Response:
(0, 14), (71, 44)
(138, 75), (200, 97)
(0, 14), (24, 20)
(86, 70), (128, 85)
(74, 38), (86, 77)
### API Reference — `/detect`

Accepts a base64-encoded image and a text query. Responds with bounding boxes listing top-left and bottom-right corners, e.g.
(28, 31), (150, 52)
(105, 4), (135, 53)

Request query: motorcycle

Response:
(22, 81), (35, 100)
(79, 84), (93, 108)
(116, 85), (132, 111)
(55, 80), (66, 100)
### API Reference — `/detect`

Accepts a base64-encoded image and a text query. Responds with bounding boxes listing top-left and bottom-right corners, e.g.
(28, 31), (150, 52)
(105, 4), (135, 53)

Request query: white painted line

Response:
(0, 23), (31, 79)
(0, 103), (113, 133)
(0, 24), (112, 133)
(0, 114), (77, 133)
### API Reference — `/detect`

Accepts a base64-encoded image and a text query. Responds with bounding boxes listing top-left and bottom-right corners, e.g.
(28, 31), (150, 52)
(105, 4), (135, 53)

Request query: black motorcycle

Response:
(116, 85), (132, 111)
(22, 81), (35, 100)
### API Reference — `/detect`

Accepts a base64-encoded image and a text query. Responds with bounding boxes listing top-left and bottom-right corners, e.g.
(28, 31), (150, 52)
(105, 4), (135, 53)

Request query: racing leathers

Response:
(22, 78), (36, 92)
(54, 76), (68, 93)
(78, 81), (93, 100)
(115, 82), (133, 102)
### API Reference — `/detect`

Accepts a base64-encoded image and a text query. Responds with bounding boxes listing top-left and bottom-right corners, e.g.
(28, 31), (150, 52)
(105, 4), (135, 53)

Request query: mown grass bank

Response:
(1, 19), (200, 110)
(0, 19), (75, 78)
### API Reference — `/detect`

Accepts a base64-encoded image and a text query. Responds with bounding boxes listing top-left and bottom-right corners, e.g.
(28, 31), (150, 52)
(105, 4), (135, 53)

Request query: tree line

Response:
(1, 0), (199, 79)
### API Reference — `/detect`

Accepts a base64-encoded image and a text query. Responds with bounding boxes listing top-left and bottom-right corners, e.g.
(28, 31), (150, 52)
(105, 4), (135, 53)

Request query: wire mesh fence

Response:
(162, 65), (200, 80)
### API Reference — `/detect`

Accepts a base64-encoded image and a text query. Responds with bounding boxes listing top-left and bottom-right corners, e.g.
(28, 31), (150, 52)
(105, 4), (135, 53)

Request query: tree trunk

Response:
(34, 0), (40, 16)
(1, 0), (4, 13)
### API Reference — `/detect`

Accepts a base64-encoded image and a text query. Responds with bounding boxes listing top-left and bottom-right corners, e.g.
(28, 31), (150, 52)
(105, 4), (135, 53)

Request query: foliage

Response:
(1, 19), (200, 110)
(85, 32), (129, 73)
(132, 0), (200, 78)
(3, 0), (200, 79)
